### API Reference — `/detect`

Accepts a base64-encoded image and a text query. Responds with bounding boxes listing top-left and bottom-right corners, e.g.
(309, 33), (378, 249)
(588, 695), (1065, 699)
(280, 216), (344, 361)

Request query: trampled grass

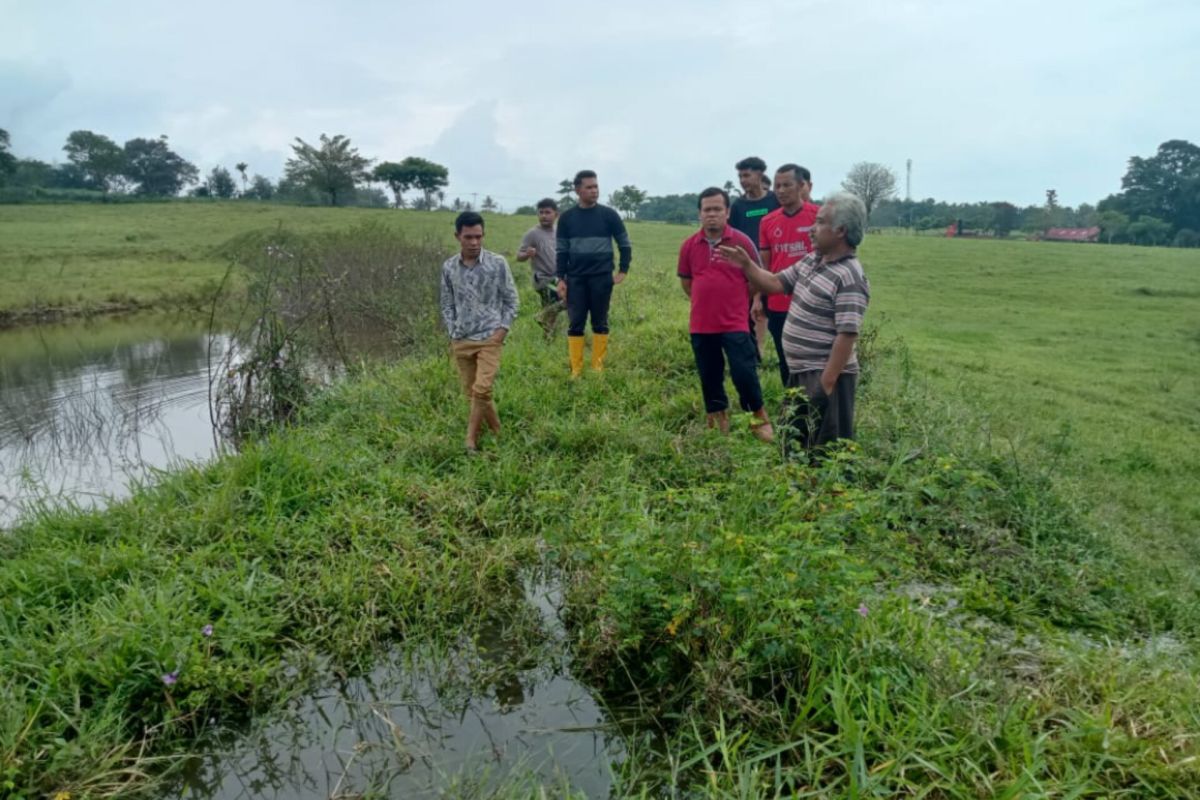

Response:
(1, 203), (1198, 796)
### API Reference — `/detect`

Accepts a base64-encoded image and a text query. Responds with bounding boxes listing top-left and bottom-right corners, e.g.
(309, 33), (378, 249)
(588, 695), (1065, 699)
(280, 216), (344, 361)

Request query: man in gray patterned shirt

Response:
(439, 211), (520, 453)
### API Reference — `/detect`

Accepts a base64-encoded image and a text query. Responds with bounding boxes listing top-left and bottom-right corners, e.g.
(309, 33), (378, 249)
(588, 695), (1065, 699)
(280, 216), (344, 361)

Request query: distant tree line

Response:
(1096, 140), (1200, 247)
(627, 142), (1200, 248)
(1, 128), (1196, 245)
(0, 128), (451, 210)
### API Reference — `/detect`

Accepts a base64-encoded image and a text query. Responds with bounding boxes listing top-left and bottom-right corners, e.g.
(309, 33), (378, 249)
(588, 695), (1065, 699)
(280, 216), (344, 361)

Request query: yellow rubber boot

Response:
(568, 335), (586, 378)
(591, 333), (609, 372)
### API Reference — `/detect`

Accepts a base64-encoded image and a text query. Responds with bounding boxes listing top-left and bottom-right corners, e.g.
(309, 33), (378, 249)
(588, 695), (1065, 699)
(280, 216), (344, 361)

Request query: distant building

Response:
(1042, 227), (1101, 243)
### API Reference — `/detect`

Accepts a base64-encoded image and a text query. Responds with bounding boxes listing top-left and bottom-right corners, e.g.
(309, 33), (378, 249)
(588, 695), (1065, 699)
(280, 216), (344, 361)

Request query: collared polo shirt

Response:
(776, 251), (870, 373)
(677, 225), (761, 334)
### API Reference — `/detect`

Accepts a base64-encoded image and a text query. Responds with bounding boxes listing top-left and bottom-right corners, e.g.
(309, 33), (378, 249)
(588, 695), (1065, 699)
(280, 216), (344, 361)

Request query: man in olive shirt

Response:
(516, 198), (563, 336)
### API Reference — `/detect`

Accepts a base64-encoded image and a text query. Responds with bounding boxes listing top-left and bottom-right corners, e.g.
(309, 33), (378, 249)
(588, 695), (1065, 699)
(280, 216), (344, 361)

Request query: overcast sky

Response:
(3, 0), (1197, 207)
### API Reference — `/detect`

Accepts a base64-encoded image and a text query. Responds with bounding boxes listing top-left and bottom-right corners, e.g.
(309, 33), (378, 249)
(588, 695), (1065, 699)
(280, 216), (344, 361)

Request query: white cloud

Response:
(2, 0), (1197, 205)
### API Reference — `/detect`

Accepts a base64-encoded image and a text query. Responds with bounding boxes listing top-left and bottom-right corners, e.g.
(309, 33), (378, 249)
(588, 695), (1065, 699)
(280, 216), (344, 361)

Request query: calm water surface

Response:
(0, 313), (228, 526)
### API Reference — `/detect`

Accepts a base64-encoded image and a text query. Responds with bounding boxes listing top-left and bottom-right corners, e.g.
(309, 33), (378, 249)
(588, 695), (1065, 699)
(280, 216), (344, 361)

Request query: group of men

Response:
(438, 161), (870, 456)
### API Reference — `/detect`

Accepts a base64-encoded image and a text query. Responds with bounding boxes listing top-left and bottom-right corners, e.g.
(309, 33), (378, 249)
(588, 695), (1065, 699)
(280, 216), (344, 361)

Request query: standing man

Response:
(516, 198), (562, 335)
(728, 156), (780, 250)
(555, 170), (632, 377)
(678, 188), (774, 441)
(757, 164), (820, 388)
(729, 157), (780, 351)
(439, 211), (519, 453)
(719, 192), (871, 455)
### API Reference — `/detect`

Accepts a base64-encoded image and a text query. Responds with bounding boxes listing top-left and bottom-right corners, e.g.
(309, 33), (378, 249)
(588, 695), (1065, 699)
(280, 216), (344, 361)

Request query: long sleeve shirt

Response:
(439, 249), (519, 341)
(555, 204), (632, 279)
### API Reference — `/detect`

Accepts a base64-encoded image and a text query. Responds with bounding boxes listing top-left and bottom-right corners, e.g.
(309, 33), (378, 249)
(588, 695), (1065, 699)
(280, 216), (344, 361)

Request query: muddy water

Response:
(175, 578), (623, 798)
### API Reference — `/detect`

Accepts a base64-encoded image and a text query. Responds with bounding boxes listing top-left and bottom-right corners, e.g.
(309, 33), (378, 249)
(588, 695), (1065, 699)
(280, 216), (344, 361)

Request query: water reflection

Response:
(0, 314), (227, 527)
(177, 579), (621, 799)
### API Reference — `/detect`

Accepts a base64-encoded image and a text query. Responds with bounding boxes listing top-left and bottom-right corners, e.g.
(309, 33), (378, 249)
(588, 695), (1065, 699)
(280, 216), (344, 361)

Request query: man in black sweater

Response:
(555, 170), (632, 376)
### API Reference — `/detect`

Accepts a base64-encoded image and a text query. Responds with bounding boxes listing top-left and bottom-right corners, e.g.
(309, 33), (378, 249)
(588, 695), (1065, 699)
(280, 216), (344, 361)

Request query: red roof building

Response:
(1044, 227), (1100, 242)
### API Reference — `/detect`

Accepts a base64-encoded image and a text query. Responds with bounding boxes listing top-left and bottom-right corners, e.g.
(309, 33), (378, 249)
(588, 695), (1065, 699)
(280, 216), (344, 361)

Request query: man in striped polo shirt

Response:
(720, 191), (871, 454)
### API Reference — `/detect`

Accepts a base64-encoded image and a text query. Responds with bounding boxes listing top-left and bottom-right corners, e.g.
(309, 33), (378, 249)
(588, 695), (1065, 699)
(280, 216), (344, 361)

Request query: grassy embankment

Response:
(0, 203), (444, 325)
(2, 204), (1199, 797)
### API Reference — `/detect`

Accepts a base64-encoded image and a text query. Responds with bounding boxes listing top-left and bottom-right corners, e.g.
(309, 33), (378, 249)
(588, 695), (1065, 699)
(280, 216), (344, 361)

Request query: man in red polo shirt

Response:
(756, 164), (819, 387)
(678, 187), (774, 441)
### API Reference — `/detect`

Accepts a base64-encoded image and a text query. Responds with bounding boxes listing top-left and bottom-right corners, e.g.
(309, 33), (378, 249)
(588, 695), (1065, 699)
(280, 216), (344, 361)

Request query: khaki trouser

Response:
(451, 339), (502, 401)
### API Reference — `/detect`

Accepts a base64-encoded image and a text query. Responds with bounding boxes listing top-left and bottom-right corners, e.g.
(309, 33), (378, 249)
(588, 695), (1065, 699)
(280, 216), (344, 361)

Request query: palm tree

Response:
(235, 162), (248, 194)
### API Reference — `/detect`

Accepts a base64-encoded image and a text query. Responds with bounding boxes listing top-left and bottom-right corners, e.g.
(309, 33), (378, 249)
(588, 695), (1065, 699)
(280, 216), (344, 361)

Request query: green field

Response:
(2, 203), (1199, 797)
(0, 203), (449, 323)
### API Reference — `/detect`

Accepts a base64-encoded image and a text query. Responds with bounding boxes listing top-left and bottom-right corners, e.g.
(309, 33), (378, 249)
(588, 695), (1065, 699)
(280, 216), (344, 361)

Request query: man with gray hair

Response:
(719, 192), (871, 454)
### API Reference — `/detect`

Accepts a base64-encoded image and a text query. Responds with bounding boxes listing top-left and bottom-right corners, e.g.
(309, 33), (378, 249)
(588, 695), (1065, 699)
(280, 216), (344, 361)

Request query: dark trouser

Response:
(783, 370), (857, 455)
(566, 272), (614, 336)
(690, 332), (764, 414)
(535, 285), (565, 337)
(766, 309), (790, 387)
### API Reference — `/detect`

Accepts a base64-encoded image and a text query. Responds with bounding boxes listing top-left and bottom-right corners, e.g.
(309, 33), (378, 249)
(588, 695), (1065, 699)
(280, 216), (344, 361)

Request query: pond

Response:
(0, 313), (229, 528)
(1, 314), (630, 796)
(175, 576), (623, 799)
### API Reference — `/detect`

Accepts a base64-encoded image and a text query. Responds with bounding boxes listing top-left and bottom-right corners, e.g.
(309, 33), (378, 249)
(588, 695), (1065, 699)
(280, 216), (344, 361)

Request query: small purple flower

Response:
(162, 671), (179, 686)
(201, 624), (214, 637)
(856, 604), (869, 618)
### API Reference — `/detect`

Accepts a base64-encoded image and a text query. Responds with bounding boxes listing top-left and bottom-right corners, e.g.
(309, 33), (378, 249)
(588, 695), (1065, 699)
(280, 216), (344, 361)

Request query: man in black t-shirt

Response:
(728, 157), (780, 352)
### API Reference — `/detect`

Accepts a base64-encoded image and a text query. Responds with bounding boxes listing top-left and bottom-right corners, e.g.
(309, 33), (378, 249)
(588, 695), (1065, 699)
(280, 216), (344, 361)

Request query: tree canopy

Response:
(285, 134), (372, 206)
(0, 129), (16, 185)
(122, 136), (198, 196)
(1103, 139), (1200, 235)
(207, 166), (237, 199)
(841, 162), (897, 217)
(609, 185), (647, 219)
(63, 130), (126, 192)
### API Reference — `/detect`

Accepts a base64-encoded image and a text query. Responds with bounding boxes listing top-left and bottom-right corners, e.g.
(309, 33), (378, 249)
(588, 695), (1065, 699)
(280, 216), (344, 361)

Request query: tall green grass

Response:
(1, 206), (1198, 796)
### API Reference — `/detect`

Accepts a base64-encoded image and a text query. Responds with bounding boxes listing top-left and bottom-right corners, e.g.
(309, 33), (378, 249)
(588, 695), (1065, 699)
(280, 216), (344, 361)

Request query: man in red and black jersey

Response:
(756, 164), (819, 387)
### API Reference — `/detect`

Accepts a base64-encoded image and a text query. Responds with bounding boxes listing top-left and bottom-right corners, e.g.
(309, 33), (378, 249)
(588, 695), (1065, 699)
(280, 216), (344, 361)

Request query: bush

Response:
(0, 186), (133, 204)
(1173, 228), (1200, 248)
(213, 223), (450, 442)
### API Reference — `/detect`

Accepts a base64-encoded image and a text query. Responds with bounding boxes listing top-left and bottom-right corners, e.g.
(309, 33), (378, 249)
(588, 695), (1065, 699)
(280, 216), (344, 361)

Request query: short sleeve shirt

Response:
(729, 191), (780, 247)
(758, 202), (820, 313)
(776, 252), (870, 373)
(519, 226), (557, 288)
(677, 226), (761, 334)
